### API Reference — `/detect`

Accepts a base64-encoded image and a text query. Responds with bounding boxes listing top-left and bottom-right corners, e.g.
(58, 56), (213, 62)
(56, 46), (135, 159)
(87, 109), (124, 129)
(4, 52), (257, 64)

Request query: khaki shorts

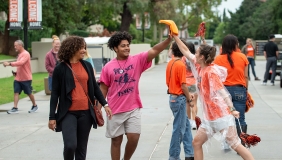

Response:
(106, 108), (141, 138)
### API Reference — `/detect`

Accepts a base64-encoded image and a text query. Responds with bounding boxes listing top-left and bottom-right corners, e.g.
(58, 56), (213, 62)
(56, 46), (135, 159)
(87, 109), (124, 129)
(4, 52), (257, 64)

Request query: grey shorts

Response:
(106, 108), (141, 138)
(188, 85), (196, 93)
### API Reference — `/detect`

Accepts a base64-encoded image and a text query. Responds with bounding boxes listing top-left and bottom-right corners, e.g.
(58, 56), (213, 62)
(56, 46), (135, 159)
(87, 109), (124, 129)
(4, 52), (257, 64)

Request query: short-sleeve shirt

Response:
(166, 58), (186, 95)
(264, 41), (278, 58)
(213, 51), (248, 87)
(99, 52), (152, 115)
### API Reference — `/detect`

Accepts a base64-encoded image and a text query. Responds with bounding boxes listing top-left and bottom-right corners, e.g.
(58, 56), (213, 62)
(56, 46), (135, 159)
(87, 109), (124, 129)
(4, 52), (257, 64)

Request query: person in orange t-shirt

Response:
(173, 34), (254, 160)
(242, 38), (260, 81)
(214, 34), (250, 148)
(166, 40), (194, 160)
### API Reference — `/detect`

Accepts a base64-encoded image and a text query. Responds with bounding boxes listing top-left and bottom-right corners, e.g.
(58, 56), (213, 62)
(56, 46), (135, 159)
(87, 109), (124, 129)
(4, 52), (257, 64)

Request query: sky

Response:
(216, 0), (243, 17)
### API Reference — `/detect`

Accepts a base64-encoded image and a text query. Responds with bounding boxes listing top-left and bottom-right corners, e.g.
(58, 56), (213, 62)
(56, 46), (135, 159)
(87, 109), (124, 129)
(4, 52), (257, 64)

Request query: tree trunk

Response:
(2, 20), (10, 55)
(120, 2), (132, 32)
(153, 21), (157, 41)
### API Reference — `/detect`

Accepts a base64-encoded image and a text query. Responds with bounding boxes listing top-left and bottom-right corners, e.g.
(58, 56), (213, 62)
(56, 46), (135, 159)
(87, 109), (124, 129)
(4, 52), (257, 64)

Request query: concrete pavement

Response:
(0, 60), (282, 160)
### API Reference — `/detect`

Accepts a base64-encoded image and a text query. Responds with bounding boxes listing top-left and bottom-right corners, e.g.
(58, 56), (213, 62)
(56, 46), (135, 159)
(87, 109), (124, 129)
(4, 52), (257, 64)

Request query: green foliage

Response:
(213, 22), (226, 44)
(155, 55), (159, 65)
(69, 30), (90, 37)
(0, 72), (48, 105)
(0, 20), (5, 33)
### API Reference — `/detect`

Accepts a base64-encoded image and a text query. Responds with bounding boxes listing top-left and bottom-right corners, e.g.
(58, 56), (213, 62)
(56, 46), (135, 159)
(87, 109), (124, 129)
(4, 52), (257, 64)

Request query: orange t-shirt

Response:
(166, 58), (186, 95)
(246, 45), (254, 57)
(197, 65), (230, 120)
(213, 52), (248, 87)
(69, 62), (89, 111)
(181, 57), (196, 86)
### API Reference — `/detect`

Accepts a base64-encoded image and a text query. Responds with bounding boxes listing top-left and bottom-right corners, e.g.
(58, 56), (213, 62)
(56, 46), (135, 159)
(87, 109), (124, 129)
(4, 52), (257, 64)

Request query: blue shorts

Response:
(14, 80), (32, 95)
(48, 76), (52, 91)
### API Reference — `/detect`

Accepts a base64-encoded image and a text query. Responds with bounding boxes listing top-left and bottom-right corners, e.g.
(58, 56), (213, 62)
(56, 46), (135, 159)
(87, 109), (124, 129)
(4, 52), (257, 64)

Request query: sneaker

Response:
(271, 83), (274, 86)
(191, 120), (196, 130)
(7, 107), (18, 114)
(255, 77), (260, 81)
(28, 105), (38, 113)
(262, 82), (266, 86)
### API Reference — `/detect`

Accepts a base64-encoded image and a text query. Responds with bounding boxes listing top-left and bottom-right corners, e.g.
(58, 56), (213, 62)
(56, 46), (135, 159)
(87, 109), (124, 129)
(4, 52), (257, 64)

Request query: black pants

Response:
(263, 56), (277, 83)
(61, 110), (93, 160)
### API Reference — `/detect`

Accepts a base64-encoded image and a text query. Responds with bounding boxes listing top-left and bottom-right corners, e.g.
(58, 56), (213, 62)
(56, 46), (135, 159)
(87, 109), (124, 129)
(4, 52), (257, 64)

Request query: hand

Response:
(3, 62), (9, 67)
(232, 111), (240, 118)
(48, 120), (56, 131)
(104, 106), (112, 120)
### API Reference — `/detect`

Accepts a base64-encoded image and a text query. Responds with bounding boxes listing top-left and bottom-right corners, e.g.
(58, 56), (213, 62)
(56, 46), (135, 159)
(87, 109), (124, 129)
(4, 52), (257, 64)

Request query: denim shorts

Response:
(14, 80), (32, 95)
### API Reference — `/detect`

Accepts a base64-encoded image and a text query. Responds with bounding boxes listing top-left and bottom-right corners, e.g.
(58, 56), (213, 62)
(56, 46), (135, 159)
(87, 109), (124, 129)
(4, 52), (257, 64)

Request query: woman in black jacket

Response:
(48, 36), (112, 160)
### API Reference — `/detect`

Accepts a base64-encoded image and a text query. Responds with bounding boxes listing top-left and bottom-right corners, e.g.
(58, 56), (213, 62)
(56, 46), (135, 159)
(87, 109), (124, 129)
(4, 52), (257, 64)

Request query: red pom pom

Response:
(195, 116), (201, 130)
(240, 132), (261, 148)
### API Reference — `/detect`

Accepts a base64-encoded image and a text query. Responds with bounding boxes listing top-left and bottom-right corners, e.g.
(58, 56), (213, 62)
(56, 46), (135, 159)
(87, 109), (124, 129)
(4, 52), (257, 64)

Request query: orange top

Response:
(213, 51), (248, 87)
(69, 62), (89, 111)
(181, 56), (196, 86)
(246, 45), (254, 57)
(198, 65), (230, 120)
(166, 58), (186, 95)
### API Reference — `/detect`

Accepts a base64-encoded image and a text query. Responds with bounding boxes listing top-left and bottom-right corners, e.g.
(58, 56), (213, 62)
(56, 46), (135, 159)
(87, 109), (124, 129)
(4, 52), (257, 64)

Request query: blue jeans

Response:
(247, 57), (257, 78)
(48, 76), (52, 91)
(225, 86), (247, 126)
(169, 95), (194, 160)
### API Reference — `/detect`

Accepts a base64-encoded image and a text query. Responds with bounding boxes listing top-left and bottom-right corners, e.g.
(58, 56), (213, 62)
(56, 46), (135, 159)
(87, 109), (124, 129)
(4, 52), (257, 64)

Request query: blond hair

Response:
(52, 35), (60, 43)
(85, 51), (91, 58)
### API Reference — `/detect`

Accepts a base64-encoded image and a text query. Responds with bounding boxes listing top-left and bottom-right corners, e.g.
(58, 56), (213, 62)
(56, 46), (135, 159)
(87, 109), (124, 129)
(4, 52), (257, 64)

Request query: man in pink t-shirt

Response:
(99, 31), (172, 160)
(3, 40), (38, 114)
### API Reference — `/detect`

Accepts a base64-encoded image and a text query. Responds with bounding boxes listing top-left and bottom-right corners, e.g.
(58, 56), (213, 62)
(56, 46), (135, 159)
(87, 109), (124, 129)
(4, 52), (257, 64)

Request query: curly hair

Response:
(107, 31), (132, 51)
(199, 44), (216, 65)
(58, 36), (86, 62)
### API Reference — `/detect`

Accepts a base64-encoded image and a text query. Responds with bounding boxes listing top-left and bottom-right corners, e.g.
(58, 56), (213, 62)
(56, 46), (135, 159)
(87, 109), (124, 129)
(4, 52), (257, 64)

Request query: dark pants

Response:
(61, 110), (93, 160)
(263, 56), (277, 83)
(247, 57), (257, 78)
(225, 86), (247, 126)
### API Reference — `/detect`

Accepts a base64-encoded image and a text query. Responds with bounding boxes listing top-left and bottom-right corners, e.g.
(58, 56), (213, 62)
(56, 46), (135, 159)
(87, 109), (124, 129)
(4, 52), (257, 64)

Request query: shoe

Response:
(271, 83), (274, 86)
(255, 77), (260, 81)
(7, 107), (18, 114)
(28, 105), (38, 113)
(185, 157), (194, 160)
(191, 120), (196, 130)
(262, 82), (266, 86)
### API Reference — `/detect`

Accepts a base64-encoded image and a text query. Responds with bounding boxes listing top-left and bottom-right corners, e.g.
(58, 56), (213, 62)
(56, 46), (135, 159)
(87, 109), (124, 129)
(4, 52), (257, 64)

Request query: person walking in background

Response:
(173, 34), (254, 160)
(242, 38), (260, 81)
(3, 40), (38, 114)
(262, 34), (279, 86)
(84, 51), (96, 77)
(167, 40), (194, 160)
(181, 42), (198, 130)
(99, 31), (171, 160)
(45, 35), (61, 91)
(48, 36), (111, 160)
(214, 35), (249, 149)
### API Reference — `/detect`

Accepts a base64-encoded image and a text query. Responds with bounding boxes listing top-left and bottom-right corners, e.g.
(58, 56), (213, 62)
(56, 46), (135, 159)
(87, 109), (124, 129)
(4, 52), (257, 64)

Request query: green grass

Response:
(0, 72), (48, 105)
(0, 54), (16, 60)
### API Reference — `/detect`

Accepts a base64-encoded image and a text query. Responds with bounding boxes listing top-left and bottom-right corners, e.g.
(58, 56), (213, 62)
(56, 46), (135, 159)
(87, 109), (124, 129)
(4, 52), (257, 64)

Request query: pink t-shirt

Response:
(11, 50), (32, 81)
(100, 51), (152, 115)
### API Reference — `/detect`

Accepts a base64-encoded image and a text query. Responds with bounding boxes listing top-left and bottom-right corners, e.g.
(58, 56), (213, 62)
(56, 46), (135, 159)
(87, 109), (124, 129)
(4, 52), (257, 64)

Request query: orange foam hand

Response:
(159, 20), (178, 36)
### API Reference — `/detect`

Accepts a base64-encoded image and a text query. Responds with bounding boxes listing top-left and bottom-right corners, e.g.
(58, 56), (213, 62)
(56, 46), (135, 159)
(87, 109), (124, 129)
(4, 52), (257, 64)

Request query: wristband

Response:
(230, 107), (236, 112)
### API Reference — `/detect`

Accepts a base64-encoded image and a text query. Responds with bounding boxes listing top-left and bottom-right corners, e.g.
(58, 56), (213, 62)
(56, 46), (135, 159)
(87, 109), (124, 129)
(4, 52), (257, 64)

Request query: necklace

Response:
(116, 58), (128, 74)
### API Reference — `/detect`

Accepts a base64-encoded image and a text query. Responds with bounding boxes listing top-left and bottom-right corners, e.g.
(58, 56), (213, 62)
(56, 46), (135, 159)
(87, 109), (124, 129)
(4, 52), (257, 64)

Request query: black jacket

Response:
(49, 60), (107, 131)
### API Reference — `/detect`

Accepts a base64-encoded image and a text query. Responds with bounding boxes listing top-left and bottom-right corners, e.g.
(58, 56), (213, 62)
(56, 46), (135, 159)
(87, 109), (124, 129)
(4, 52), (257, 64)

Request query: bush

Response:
(69, 30), (90, 37)
(155, 55), (160, 65)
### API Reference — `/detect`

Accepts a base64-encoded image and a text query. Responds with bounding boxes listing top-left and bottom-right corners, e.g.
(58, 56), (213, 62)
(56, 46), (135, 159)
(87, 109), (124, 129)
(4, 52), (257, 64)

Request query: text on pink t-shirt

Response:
(99, 51), (152, 115)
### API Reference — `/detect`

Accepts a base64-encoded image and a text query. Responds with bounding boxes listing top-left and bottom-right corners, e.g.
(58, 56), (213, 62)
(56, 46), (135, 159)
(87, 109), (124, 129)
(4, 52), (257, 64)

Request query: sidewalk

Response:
(0, 60), (282, 160)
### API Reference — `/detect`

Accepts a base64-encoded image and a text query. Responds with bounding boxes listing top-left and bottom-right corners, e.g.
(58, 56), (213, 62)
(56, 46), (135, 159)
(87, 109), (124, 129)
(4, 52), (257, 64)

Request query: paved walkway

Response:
(0, 60), (281, 160)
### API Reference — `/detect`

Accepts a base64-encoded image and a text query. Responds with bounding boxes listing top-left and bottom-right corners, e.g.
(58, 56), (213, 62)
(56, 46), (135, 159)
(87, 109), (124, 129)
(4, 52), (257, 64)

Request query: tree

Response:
(213, 22), (226, 44)
(0, 0), (10, 55)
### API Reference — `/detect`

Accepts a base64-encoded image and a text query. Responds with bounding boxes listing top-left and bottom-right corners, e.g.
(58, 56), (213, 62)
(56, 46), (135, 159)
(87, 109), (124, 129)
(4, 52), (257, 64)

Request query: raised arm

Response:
(173, 35), (193, 61)
(147, 37), (172, 62)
